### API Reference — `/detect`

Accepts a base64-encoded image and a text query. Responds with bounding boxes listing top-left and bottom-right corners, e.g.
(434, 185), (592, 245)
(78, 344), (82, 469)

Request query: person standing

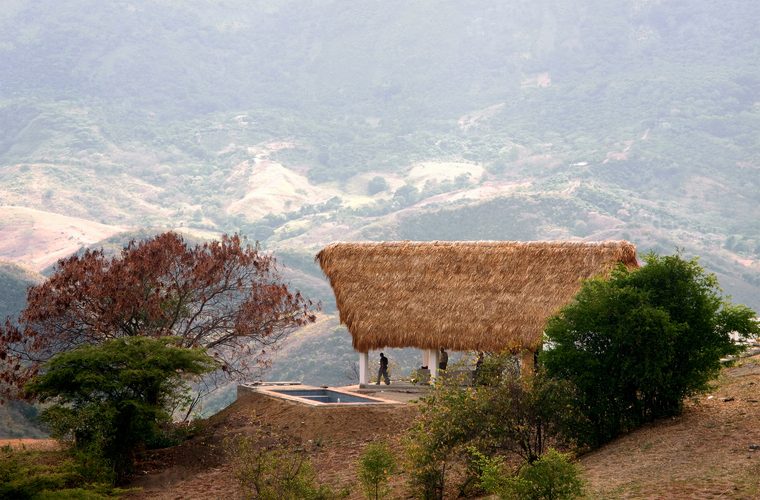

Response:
(439, 347), (448, 371)
(376, 352), (390, 385)
(474, 351), (485, 385)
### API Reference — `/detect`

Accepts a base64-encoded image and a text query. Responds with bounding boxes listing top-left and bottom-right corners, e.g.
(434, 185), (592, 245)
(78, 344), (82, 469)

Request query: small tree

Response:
(367, 176), (389, 195)
(358, 441), (397, 500)
(404, 355), (580, 498)
(404, 428), (449, 500)
(542, 251), (759, 446)
(474, 448), (586, 500)
(0, 232), (318, 403)
(232, 432), (346, 500)
(477, 367), (580, 464)
(25, 336), (217, 474)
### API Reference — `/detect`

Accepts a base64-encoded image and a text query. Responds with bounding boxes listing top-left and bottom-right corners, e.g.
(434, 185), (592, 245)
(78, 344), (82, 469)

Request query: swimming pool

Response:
(244, 385), (403, 406)
(270, 388), (379, 403)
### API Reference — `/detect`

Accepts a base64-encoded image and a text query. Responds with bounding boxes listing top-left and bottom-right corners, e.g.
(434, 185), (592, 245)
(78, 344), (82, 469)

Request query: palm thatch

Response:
(315, 240), (639, 353)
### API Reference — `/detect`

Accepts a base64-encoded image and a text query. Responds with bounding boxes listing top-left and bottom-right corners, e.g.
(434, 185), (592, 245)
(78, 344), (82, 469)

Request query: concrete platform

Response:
(342, 381), (429, 403)
(237, 381), (432, 405)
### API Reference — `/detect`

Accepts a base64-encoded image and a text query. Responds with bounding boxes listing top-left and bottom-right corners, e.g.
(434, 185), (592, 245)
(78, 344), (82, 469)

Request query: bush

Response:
(542, 251), (760, 446)
(0, 448), (130, 499)
(473, 448), (586, 500)
(404, 354), (580, 499)
(404, 432), (447, 500)
(231, 433), (348, 500)
(474, 367), (581, 464)
(367, 176), (389, 195)
(358, 442), (397, 500)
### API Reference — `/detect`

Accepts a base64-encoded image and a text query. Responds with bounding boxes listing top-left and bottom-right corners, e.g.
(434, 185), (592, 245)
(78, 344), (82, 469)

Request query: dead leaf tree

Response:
(0, 232), (318, 402)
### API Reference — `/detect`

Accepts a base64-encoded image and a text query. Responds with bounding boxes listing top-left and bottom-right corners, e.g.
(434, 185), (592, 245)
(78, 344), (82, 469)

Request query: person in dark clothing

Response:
(474, 351), (485, 385)
(439, 347), (448, 371)
(376, 352), (390, 385)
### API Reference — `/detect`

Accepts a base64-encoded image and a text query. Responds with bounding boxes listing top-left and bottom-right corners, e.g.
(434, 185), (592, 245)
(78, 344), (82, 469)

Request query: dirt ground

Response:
(10, 355), (760, 500)
(120, 355), (760, 500)
(124, 391), (418, 500)
(581, 354), (760, 500)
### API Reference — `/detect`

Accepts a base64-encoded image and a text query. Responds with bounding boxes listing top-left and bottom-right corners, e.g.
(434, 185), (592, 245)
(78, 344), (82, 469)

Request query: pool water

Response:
(269, 388), (379, 404)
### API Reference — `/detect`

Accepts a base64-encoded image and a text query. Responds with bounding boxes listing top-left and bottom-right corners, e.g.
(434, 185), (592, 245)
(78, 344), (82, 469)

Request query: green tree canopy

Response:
(26, 336), (217, 472)
(542, 251), (759, 447)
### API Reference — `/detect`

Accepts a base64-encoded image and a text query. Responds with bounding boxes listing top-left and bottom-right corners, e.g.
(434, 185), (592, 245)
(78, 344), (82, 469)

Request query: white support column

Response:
(422, 349), (430, 368)
(359, 351), (369, 387)
(429, 349), (439, 382)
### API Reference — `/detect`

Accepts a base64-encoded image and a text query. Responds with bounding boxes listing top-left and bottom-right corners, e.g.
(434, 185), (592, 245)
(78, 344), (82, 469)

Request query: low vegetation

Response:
(403, 360), (582, 499)
(357, 442), (397, 500)
(231, 430), (349, 500)
(0, 445), (135, 499)
(473, 447), (587, 500)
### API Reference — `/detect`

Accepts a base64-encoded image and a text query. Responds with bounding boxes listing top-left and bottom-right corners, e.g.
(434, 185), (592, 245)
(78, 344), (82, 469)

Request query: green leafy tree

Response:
(367, 176), (389, 195)
(393, 184), (420, 206)
(542, 251), (759, 447)
(405, 355), (580, 499)
(358, 441), (397, 500)
(473, 448), (587, 500)
(26, 336), (217, 474)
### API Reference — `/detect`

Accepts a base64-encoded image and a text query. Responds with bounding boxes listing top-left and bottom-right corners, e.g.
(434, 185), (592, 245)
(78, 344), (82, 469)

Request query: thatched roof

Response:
(315, 240), (639, 353)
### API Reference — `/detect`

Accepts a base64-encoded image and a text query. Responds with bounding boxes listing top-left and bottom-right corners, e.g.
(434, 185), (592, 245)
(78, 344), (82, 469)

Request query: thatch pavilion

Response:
(315, 240), (640, 386)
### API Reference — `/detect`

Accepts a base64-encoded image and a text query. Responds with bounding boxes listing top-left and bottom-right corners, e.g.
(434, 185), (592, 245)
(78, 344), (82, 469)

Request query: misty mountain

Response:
(1, 0), (760, 396)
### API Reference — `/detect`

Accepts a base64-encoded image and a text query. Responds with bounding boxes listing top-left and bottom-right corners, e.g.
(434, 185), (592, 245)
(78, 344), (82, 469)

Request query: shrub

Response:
(358, 441), (397, 500)
(404, 354), (580, 499)
(231, 433), (347, 500)
(404, 430), (448, 500)
(474, 448), (587, 500)
(0, 448), (130, 499)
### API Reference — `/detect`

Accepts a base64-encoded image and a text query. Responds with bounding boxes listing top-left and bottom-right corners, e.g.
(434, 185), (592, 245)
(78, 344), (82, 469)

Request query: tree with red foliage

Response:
(0, 232), (318, 402)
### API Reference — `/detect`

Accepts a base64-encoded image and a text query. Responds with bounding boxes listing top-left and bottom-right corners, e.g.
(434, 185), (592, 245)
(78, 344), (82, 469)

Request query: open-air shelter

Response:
(315, 240), (640, 386)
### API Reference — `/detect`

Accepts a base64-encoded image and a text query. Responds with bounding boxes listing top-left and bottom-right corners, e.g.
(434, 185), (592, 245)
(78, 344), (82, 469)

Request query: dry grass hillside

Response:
(97, 353), (760, 500)
(0, 206), (124, 272)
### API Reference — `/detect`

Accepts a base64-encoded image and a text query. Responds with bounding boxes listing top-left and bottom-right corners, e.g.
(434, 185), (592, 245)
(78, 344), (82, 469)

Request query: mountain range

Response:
(2, 0), (760, 419)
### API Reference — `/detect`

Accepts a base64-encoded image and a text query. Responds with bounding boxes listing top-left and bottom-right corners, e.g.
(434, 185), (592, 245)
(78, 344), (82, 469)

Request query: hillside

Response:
(0, 259), (43, 320)
(1, 0), (760, 408)
(4, 352), (758, 498)
(0, 206), (124, 272)
(1, 0), (759, 312)
(104, 352), (760, 499)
